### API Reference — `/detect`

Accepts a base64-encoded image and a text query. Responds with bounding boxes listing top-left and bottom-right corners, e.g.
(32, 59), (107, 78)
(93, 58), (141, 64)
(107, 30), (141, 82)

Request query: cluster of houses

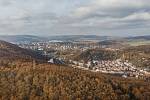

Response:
(18, 41), (150, 79)
(48, 58), (65, 65)
(70, 59), (150, 78)
(18, 41), (105, 51)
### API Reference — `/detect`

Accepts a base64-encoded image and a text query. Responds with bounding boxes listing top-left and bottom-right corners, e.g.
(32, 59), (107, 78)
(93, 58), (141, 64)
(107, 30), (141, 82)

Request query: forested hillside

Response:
(74, 49), (121, 61)
(0, 62), (150, 100)
(0, 40), (46, 61)
(0, 40), (150, 100)
(74, 45), (150, 68)
(122, 45), (150, 68)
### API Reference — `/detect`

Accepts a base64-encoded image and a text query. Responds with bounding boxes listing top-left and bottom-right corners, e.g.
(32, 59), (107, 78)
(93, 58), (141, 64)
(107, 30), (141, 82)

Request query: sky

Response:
(0, 0), (150, 36)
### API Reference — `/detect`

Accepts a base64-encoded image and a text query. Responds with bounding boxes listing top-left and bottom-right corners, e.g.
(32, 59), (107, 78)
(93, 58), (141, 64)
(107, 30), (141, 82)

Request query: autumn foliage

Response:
(0, 61), (150, 100)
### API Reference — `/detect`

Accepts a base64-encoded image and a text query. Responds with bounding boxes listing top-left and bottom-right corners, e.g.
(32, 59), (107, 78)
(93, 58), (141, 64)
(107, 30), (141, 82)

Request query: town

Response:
(18, 40), (123, 52)
(18, 41), (150, 79)
(69, 59), (150, 79)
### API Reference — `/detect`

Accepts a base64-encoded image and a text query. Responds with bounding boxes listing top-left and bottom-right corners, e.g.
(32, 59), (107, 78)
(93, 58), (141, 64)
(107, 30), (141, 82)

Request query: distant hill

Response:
(98, 40), (125, 46)
(125, 35), (150, 40)
(124, 45), (150, 53)
(74, 45), (150, 68)
(0, 40), (46, 61)
(49, 35), (113, 41)
(74, 49), (121, 61)
(0, 35), (48, 43)
(122, 45), (150, 68)
(0, 35), (115, 43)
(1, 35), (150, 46)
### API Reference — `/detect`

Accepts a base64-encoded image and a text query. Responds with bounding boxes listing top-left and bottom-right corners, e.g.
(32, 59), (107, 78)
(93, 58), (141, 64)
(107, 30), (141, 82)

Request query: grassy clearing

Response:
(124, 40), (150, 46)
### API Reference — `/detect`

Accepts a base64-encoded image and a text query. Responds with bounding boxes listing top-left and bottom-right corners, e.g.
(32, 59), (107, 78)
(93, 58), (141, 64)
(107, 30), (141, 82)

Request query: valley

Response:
(14, 37), (150, 79)
(0, 0), (150, 99)
(0, 35), (150, 100)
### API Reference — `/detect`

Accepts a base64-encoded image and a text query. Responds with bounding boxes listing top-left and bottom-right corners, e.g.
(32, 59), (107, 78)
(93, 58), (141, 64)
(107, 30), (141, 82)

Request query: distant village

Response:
(69, 59), (150, 79)
(18, 41), (150, 79)
(18, 41), (121, 52)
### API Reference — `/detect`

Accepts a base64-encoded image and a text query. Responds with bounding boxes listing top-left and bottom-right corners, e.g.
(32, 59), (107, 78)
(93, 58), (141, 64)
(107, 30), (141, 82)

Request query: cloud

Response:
(68, 0), (150, 35)
(0, 0), (149, 36)
(122, 12), (150, 21)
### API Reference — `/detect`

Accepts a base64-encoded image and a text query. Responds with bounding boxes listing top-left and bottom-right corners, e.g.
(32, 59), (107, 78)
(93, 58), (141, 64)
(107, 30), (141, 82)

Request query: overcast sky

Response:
(0, 0), (150, 36)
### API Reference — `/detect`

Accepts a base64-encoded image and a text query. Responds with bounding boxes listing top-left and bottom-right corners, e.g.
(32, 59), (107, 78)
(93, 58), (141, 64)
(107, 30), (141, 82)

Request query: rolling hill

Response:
(0, 35), (48, 43)
(74, 49), (121, 61)
(0, 59), (150, 100)
(0, 40), (46, 61)
(0, 35), (118, 43)
(122, 45), (150, 68)
(74, 45), (150, 68)
(126, 35), (150, 40)
(0, 40), (150, 100)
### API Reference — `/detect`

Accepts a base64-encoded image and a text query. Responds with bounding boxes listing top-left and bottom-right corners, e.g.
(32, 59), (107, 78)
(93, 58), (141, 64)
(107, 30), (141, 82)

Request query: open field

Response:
(124, 40), (150, 46)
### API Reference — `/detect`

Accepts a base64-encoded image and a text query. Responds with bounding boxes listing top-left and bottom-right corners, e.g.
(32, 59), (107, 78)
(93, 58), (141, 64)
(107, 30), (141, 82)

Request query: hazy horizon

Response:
(0, 34), (150, 37)
(0, 0), (150, 36)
